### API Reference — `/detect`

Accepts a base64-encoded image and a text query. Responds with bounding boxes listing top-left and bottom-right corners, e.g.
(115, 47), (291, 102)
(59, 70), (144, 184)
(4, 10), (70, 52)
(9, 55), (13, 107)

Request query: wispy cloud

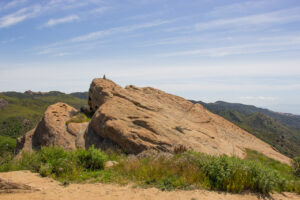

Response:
(0, 0), (105, 28)
(196, 7), (300, 30)
(159, 36), (300, 57)
(209, 0), (278, 16)
(54, 52), (72, 57)
(0, 0), (28, 11)
(0, 36), (23, 45)
(90, 7), (108, 15)
(71, 20), (173, 42)
(0, 5), (41, 28)
(43, 15), (79, 27)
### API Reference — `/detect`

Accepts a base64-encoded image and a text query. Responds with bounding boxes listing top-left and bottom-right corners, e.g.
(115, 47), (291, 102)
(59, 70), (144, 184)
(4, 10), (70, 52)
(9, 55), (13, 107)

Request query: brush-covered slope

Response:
(194, 101), (300, 158)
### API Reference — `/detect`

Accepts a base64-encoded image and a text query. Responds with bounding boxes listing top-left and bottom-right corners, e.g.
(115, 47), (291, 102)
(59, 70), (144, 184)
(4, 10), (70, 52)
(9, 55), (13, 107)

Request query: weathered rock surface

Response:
(17, 78), (290, 165)
(88, 78), (290, 164)
(0, 98), (8, 109)
(17, 103), (88, 153)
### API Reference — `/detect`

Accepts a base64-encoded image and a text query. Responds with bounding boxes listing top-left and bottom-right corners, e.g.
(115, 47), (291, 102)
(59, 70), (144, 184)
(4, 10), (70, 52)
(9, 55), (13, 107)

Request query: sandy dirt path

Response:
(0, 171), (299, 200)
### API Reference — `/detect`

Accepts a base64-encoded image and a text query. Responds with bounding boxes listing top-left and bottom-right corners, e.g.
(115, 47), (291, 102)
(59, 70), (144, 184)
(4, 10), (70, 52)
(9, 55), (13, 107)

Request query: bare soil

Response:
(0, 171), (299, 200)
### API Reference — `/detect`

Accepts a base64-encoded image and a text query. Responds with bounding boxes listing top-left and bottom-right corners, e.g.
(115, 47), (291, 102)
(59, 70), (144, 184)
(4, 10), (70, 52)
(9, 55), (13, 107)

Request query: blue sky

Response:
(1, 0), (300, 114)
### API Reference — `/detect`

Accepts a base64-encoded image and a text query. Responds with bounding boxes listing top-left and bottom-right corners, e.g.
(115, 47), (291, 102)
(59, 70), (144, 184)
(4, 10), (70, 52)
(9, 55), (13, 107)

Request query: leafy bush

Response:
(292, 156), (300, 177)
(38, 146), (75, 176)
(76, 146), (107, 170)
(197, 154), (285, 193)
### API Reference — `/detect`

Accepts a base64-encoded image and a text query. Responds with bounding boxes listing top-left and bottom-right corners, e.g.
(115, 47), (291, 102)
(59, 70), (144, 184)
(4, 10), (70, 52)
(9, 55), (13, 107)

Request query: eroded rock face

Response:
(17, 103), (89, 153)
(88, 78), (290, 164)
(17, 78), (290, 165)
(31, 103), (78, 150)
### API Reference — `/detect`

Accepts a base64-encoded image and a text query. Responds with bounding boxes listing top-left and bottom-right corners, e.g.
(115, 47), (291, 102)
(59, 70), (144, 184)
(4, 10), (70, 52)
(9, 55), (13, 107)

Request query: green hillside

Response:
(194, 101), (300, 158)
(200, 101), (300, 129)
(70, 92), (88, 100)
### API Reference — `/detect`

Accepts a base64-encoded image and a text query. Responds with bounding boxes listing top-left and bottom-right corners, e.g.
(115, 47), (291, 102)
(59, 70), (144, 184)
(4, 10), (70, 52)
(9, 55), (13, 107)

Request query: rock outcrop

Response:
(88, 78), (290, 164)
(17, 103), (88, 153)
(17, 78), (290, 164)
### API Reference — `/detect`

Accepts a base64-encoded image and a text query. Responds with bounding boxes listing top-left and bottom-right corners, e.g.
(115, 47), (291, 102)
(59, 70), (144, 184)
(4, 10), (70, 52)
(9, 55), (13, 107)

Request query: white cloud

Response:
(196, 7), (300, 31)
(159, 37), (300, 57)
(90, 7), (108, 14)
(209, 0), (277, 16)
(70, 20), (173, 42)
(0, 0), (104, 28)
(0, 5), (41, 28)
(43, 15), (79, 27)
(0, 0), (28, 11)
(54, 52), (72, 57)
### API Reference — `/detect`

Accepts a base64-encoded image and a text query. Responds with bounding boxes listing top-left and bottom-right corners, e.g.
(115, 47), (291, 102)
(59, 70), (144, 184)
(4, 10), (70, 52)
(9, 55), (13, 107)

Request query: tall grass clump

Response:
(76, 145), (107, 170)
(115, 153), (208, 191)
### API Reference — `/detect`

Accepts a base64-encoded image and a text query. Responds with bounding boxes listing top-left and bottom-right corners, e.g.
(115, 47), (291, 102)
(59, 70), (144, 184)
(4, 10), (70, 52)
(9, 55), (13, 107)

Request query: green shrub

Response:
(197, 154), (286, 193)
(292, 156), (300, 177)
(76, 146), (107, 170)
(0, 135), (16, 159)
(38, 146), (75, 176)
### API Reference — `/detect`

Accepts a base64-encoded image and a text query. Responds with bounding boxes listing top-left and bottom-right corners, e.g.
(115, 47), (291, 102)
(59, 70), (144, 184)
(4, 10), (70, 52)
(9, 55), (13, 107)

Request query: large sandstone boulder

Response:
(88, 78), (290, 164)
(17, 103), (88, 153)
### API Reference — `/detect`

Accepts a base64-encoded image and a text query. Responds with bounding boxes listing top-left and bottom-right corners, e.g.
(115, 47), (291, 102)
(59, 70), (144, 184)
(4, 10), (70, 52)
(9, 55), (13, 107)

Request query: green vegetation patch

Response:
(1, 147), (299, 194)
(0, 135), (16, 165)
(0, 135), (16, 154)
(66, 113), (91, 125)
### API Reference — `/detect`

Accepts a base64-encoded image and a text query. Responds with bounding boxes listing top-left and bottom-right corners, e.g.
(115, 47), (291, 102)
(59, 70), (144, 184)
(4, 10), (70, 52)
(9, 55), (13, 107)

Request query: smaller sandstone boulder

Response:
(17, 103), (90, 153)
(32, 103), (78, 150)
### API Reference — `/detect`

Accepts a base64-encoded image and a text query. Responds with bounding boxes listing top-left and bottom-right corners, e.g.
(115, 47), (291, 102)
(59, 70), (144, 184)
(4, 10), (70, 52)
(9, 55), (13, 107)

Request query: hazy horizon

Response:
(1, 0), (300, 114)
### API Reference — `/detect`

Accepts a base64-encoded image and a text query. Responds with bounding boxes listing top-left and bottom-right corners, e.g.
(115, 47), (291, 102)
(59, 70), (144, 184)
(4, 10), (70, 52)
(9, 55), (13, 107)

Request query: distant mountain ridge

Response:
(69, 92), (88, 100)
(198, 101), (300, 129)
(192, 100), (300, 158)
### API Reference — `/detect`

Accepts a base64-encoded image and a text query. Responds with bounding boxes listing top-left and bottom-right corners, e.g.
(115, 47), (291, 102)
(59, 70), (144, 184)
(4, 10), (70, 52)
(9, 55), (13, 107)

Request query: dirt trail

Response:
(0, 171), (299, 200)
